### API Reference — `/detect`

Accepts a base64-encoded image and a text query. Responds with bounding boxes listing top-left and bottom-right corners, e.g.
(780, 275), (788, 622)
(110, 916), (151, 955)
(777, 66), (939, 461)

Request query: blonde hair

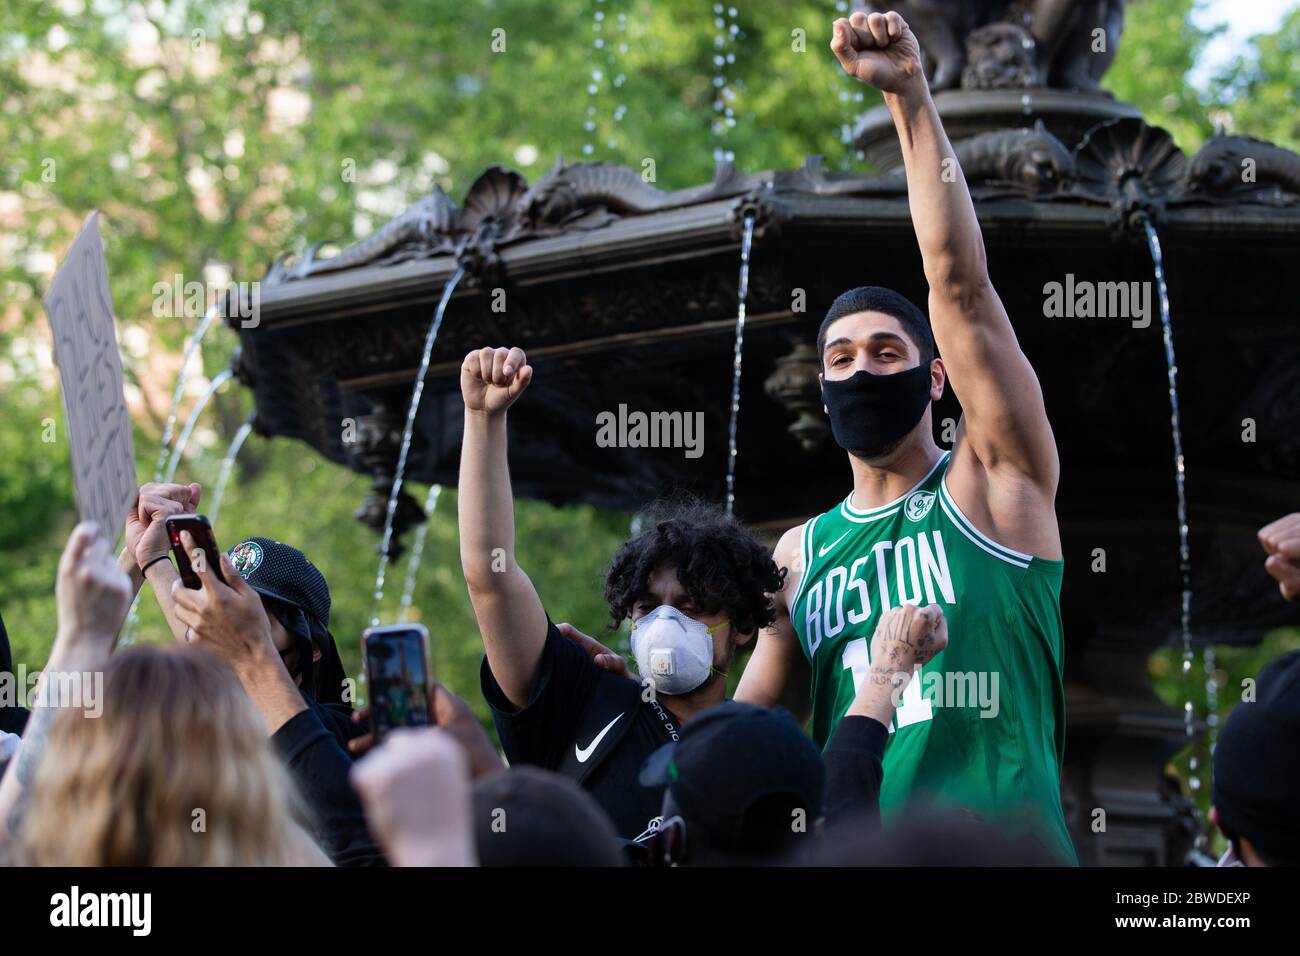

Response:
(22, 645), (319, 866)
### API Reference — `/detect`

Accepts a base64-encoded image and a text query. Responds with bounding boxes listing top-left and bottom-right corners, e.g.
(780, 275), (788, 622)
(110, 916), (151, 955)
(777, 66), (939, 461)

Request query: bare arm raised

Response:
(832, 11), (1060, 557)
(0, 524), (132, 846)
(458, 346), (549, 710)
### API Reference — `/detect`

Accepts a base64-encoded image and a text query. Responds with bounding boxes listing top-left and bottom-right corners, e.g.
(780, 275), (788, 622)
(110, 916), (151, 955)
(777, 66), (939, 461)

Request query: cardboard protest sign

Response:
(42, 212), (137, 549)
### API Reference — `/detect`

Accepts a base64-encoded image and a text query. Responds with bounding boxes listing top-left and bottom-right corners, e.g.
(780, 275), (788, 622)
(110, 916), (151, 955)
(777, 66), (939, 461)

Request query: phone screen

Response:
(364, 626), (433, 740)
(165, 515), (225, 589)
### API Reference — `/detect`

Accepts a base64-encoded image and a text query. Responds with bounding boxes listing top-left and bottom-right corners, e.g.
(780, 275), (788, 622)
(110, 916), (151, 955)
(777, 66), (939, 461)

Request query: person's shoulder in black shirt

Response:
(480, 616), (603, 768)
(481, 615), (676, 840)
(272, 704), (386, 866)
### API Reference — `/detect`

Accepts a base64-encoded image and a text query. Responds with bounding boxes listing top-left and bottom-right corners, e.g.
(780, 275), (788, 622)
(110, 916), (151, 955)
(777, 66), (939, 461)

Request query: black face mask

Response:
(821, 364), (933, 458)
(268, 601), (348, 705)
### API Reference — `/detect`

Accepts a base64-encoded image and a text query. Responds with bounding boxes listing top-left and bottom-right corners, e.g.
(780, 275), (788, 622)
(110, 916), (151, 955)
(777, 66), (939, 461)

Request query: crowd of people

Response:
(0, 490), (1293, 867)
(1, 11), (1296, 869)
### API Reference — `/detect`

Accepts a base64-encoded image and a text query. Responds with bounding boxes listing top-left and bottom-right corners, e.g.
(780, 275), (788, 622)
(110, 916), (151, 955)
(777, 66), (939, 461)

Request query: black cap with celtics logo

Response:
(227, 536), (346, 704)
(228, 537), (330, 626)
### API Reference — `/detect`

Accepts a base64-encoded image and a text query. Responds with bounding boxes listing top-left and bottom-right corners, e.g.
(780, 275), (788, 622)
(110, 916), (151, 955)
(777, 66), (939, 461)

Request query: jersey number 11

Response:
(842, 637), (934, 733)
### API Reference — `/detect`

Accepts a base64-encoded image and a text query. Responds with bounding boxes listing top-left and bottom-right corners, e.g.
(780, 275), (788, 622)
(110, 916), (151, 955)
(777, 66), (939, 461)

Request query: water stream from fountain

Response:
(583, 2), (604, 157)
(154, 305), (220, 482)
(369, 266), (467, 626)
(711, 4), (740, 164)
(398, 484), (443, 622)
(724, 211), (757, 517)
(1143, 219), (1202, 799)
(209, 418), (254, 529)
(583, 0), (629, 157)
(165, 367), (234, 481)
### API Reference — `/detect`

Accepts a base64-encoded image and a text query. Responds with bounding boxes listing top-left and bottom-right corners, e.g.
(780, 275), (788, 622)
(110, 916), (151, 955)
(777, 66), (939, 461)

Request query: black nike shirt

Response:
(480, 616), (677, 840)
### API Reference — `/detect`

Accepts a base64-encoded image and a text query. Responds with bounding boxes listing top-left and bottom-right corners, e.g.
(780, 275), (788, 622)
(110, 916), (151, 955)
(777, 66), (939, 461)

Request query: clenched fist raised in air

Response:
(1259, 513), (1300, 601)
(830, 10), (924, 94)
(461, 346), (533, 417)
(125, 481), (201, 570)
(850, 603), (949, 725)
(869, 602), (948, 675)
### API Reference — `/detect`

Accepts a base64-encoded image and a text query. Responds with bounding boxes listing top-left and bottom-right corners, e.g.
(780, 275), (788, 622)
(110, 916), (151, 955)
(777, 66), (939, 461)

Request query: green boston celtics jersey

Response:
(790, 452), (1075, 864)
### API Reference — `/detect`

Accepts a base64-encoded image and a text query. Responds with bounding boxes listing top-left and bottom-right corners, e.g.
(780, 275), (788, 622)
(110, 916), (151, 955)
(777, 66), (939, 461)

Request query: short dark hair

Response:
(473, 768), (623, 866)
(817, 286), (935, 368)
(604, 495), (785, 636)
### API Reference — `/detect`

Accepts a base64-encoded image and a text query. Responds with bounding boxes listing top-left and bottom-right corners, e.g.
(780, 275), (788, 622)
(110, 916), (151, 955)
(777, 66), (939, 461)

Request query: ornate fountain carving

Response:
(764, 338), (829, 452)
(267, 159), (759, 286)
(343, 400), (427, 558)
(1183, 134), (1300, 204)
(852, 1), (1134, 170)
(953, 121), (1076, 192)
(730, 190), (779, 241)
(1072, 117), (1188, 230)
(857, 0), (1125, 92)
(511, 159), (744, 235)
(264, 127), (1300, 300)
(270, 189), (459, 282)
(961, 22), (1040, 90)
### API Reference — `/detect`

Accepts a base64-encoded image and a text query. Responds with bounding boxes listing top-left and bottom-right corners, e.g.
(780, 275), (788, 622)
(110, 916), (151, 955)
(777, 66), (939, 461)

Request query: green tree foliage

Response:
(1208, 4), (1300, 149)
(1102, 0), (1221, 150)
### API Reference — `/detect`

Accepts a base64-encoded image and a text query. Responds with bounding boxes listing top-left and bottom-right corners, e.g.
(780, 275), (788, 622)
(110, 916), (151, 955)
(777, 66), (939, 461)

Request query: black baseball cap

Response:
(639, 701), (825, 851)
(227, 536), (331, 627)
(226, 536), (346, 703)
(1213, 649), (1300, 862)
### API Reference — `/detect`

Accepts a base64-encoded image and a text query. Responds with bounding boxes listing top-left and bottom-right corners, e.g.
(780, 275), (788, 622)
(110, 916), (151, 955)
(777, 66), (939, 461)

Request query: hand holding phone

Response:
(165, 514), (226, 589)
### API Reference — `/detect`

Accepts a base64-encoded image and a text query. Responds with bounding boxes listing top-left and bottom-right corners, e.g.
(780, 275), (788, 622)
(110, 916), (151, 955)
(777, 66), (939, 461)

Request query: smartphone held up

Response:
(363, 624), (435, 742)
(165, 514), (226, 589)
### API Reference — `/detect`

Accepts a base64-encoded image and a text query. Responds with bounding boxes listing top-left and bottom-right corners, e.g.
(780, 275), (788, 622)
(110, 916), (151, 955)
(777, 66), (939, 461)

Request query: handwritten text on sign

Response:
(42, 212), (136, 549)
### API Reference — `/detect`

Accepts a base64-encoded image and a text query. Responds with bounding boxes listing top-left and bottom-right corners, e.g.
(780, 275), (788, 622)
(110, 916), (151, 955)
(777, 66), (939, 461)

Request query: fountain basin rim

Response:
(238, 196), (1300, 333)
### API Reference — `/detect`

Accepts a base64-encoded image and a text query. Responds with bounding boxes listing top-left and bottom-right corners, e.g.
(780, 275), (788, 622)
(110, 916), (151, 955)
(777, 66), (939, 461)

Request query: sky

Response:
(1189, 0), (1297, 84)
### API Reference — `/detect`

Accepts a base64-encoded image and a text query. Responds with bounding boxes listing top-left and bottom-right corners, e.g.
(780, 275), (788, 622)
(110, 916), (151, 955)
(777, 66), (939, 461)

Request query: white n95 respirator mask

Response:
(630, 605), (728, 696)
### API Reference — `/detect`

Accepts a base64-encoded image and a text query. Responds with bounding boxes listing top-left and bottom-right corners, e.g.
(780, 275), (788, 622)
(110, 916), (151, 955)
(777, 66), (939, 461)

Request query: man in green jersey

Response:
(735, 10), (1075, 863)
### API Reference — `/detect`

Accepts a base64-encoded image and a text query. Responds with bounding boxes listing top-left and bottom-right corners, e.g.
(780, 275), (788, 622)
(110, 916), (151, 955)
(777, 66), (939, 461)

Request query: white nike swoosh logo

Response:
(575, 713), (624, 763)
(819, 530), (852, 557)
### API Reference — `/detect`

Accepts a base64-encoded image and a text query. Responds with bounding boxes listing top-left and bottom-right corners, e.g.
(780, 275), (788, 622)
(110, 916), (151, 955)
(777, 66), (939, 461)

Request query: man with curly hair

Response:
(458, 344), (788, 840)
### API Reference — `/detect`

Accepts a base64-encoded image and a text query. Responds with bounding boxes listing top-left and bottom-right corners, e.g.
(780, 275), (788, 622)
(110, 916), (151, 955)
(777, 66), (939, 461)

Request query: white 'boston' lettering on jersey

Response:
(805, 528), (954, 659)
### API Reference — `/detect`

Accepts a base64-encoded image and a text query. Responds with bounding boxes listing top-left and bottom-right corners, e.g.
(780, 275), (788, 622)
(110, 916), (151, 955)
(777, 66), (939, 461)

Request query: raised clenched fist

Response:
(460, 346), (533, 417)
(124, 481), (201, 569)
(830, 10), (925, 95)
(869, 602), (948, 676)
(1259, 513), (1300, 602)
